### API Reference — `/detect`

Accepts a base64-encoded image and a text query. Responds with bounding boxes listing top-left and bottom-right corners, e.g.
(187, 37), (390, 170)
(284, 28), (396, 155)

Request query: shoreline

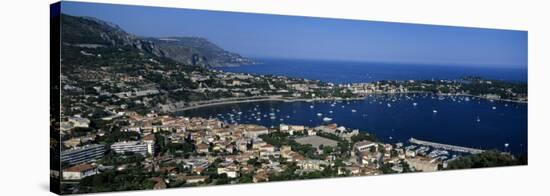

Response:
(173, 92), (526, 112)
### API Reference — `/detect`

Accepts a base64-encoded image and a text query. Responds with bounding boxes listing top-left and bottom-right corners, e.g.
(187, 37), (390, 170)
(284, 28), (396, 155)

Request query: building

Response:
(405, 157), (439, 172)
(67, 116), (91, 128)
(405, 149), (417, 157)
(338, 166), (361, 175)
(61, 144), (106, 165)
(176, 175), (208, 184)
(298, 159), (329, 171)
(354, 140), (378, 153)
(62, 163), (98, 180)
(142, 134), (156, 155)
(279, 124), (305, 135)
(110, 141), (150, 156)
(243, 125), (269, 138)
(196, 143), (210, 153)
(217, 166), (240, 178)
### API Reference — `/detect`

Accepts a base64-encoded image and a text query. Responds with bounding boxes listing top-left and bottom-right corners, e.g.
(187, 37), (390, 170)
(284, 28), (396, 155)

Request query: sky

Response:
(61, 1), (527, 68)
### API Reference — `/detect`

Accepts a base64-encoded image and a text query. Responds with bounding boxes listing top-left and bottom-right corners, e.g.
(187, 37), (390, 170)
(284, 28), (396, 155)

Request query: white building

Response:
(111, 141), (151, 156)
(68, 116), (91, 128)
(61, 144), (106, 165)
(62, 163), (98, 180)
(354, 140), (378, 152)
(217, 166), (239, 178)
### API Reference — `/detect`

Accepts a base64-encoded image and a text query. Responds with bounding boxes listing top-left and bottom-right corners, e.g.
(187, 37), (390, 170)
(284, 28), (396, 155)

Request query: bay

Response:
(179, 94), (527, 154)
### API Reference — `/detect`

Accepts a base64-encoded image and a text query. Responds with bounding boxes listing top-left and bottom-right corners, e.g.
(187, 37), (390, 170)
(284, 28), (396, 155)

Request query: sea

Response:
(214, 58), (527, 84)
(181, 58), (528, 154)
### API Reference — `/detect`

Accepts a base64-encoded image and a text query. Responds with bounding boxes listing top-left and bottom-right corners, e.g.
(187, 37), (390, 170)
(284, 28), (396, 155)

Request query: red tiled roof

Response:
(63, 163), (96, 172)
(143, 134), (155, 141)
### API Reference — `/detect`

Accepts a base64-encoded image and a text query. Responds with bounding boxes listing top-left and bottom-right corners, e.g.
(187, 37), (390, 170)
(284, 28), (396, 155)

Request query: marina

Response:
(409, 138), (484, 154)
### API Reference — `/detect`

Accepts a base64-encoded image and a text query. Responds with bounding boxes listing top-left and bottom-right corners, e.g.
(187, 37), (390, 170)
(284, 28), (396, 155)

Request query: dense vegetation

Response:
(445, 151), (527, 169)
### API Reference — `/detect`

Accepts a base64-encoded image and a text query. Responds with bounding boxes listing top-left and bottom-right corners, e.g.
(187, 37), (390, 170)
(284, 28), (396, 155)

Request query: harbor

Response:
(409, 138), (484, 154)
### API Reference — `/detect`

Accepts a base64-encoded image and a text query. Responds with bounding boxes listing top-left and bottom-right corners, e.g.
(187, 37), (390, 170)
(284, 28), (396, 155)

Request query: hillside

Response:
(60, 14), (254, 68)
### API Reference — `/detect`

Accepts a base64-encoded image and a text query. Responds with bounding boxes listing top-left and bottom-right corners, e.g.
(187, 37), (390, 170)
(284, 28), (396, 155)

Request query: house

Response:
(196, 143), (209, 153)
(62, 163), (98, 180)
(338, 166), (361, 175)
(280, 146), (292, 158)
(289, 153), (305, 162)
(405, 149), (416, 157)
(217, 166), (240, 178)
(405, 157), (439, 172)
(243, 125), (269, 138)
(260, 144), (275, 152)
(307, 128), (317, 136)
(192, 166), (205, 175)
(176, 175), (208, 184)
(298, 159), (328, 171)
(259, 150), (280, 159)
(316, 123), (338, 134)
(252, 139), (267, 150)
(279, 124), (305, 135)
(62, 138), (81, 148)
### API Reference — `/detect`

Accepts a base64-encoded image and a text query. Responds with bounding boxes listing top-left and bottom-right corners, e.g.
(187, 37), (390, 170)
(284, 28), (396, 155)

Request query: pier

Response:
(409, 138), (484, 154)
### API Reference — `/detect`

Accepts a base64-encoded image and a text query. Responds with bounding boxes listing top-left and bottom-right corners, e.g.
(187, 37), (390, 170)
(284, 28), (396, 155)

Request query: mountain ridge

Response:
(60, 13), (255, 67)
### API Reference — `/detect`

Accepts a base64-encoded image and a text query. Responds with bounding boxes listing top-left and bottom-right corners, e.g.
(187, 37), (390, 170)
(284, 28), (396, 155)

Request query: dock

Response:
(409, 138), (484, 154)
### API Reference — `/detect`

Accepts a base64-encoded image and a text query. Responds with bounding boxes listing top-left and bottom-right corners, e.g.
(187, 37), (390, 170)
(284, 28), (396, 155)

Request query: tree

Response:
(445, 151), (523, 170)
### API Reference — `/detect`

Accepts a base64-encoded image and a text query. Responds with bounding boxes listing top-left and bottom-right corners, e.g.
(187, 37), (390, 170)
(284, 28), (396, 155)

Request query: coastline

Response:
(172, 92), (526, 113)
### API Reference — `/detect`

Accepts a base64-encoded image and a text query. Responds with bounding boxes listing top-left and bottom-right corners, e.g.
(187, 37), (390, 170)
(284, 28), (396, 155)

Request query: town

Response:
(57, 111), (470, 193)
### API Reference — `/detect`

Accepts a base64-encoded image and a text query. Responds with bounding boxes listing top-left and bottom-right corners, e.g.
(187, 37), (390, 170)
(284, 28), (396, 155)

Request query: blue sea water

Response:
(180, 94), (527, 154)
(198, 58), (528, 154)
(215, 58), (527, 84)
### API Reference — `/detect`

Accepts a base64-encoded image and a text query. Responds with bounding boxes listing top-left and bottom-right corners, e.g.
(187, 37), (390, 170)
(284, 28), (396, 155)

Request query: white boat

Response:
(492, 106), (497, 110)
(476, 116), (481, 122)
(329, 110), (333, 114)
(317, 113), (323, 116)
(433, 110), (438, 113)
(387, 103), (392, 107)
(351, 109), (357, 113)
(323, 117), (333, 122)
(413, 102), (418, 106)
(310, 105), (314, 109)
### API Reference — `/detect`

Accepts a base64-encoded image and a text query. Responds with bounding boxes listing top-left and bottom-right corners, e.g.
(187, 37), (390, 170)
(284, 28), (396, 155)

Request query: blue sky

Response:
(61, 1), (527, 68)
